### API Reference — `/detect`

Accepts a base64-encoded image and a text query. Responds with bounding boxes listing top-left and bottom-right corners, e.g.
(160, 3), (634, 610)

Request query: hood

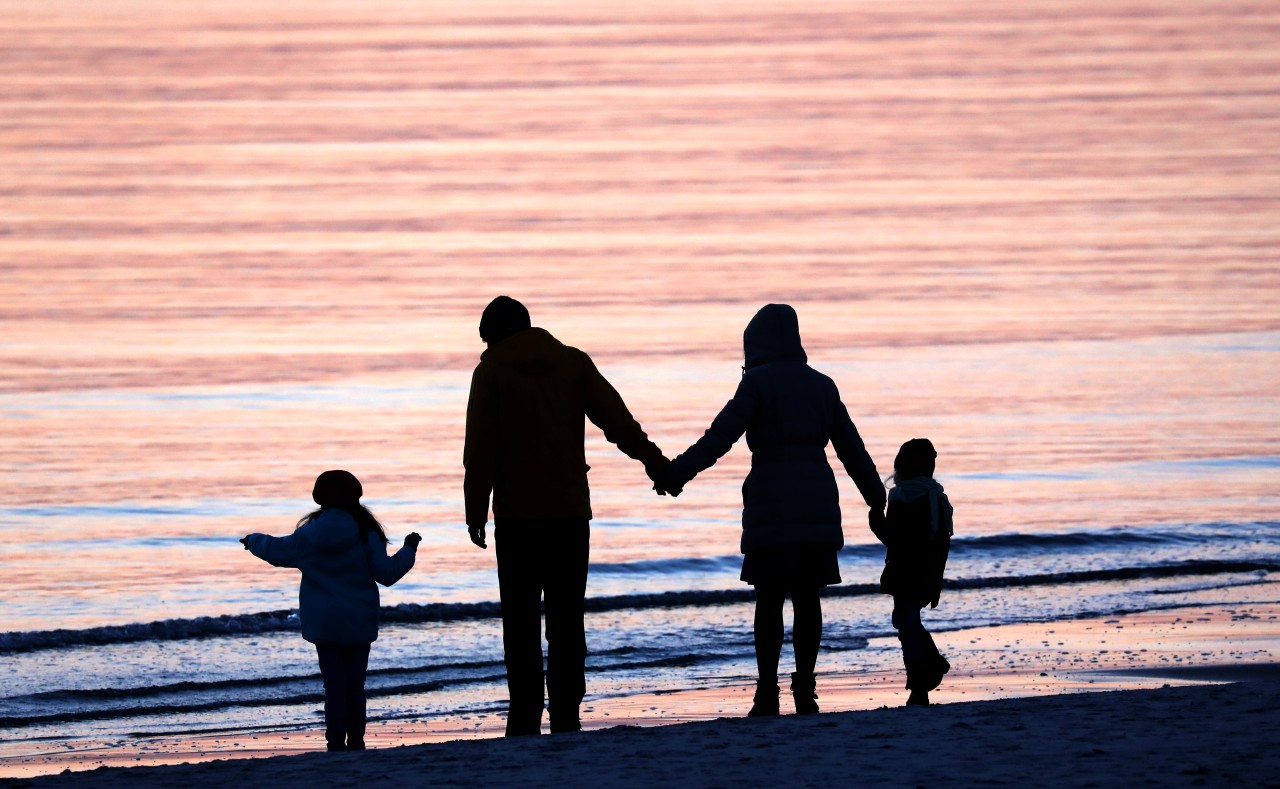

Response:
(480, 327), (568, 376)
(888, 477), (953, 538)
(744, 303), (808, 370)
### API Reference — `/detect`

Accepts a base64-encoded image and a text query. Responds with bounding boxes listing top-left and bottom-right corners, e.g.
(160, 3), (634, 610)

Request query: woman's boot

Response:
(790, 672), (819, 715)
(747, 682), (780, 717)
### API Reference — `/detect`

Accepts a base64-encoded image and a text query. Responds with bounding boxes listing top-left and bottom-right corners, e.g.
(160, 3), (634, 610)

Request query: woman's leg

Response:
(753, 584), (786, 687)
(789, 585), (823, 680)
(789, 585), (823, 714)
(749, 584), (785, 716)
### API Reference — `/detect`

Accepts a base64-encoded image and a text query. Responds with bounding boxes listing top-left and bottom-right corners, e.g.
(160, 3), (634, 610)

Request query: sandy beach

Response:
(7, 673), (1277, 788)
(1, 1), (1278, 786)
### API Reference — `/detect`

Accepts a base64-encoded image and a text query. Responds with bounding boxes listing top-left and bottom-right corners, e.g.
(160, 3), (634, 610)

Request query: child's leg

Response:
(891, 597), (927, 685)
(316, 644), (350, 750)
(343, 644), (371, 749)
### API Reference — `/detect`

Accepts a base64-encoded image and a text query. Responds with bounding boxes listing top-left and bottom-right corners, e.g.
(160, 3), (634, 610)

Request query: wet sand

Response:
(4, 601), (1277, 782)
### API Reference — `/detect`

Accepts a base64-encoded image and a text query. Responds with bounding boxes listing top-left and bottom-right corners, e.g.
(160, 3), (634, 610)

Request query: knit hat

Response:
(312, 469), (363, 508)
(894, 438), (937, 481)
(478, 296), (531, 343)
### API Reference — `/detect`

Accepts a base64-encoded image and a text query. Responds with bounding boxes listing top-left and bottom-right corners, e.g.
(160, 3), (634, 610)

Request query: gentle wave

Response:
(0, 648), (769, 730)
(605, 523), (1277, 572)
(1, 559), (1274, 655)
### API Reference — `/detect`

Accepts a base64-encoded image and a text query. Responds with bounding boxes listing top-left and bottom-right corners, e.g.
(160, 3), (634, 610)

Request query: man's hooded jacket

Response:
(464, 327), (664, 526)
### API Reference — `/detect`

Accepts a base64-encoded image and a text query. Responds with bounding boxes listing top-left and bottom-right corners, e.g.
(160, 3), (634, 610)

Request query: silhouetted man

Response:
(464, 296), (668, 735)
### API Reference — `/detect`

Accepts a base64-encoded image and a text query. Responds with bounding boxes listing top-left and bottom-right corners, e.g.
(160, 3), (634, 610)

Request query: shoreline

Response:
(6, 674), (1278, 788)
(2, 599), (1277, 780)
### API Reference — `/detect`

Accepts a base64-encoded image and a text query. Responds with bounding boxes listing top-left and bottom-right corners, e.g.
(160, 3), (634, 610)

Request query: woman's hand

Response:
(404, 532), (422, 549)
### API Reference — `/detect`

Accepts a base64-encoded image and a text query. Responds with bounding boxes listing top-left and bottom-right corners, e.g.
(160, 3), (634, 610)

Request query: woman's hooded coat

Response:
(668, 304), (885, 553)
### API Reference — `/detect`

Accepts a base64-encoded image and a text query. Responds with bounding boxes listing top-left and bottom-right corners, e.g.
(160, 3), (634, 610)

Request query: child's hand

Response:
(404, 532), (422, 549)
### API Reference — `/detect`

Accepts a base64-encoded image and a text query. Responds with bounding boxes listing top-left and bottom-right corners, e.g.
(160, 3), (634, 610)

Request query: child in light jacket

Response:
(870, 438), (953, 706)
(242, 470), (419, 750)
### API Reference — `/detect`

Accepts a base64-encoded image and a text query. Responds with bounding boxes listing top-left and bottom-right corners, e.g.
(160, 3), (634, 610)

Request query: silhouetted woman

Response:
(242, 470), (420, 751)
(665, 304), (885, 715)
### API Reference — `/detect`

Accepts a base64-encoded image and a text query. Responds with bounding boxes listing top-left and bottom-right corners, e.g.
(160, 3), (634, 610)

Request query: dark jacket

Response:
(870, 477), (953, 605)
(464, 327), (664, 526)
(667, 304), (885, 553)
(245, 509), (417, 645)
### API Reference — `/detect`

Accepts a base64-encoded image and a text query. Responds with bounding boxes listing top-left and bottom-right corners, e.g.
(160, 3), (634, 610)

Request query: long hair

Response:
(296, 503), (389, 545)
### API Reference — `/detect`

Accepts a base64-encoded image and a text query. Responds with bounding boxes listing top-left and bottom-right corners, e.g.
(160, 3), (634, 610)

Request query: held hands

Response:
(239, 536), (250, 550)
(468, 522), (487, 549)
(404, 532), (422, 549)
(646, 457), (683, 498)
(868, 507), (887, 534)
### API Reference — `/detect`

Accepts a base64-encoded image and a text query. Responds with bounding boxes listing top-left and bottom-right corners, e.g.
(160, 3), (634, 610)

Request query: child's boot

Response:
(790, 672), (819, 715)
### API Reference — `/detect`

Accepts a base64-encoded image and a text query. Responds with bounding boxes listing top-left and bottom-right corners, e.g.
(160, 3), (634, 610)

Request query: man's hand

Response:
(404, 532), (422, 549)
(646, 457), (683, 497)
(468, 523), (487, 549)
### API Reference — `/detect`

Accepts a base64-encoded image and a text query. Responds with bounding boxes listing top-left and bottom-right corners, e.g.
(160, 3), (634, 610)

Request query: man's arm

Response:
(582, 354), (665, 469)
(463, 363), (498, 539)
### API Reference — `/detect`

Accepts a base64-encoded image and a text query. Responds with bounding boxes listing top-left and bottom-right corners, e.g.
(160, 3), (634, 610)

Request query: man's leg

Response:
(496, 520), (546, 736)
(544, 518), (590, 733)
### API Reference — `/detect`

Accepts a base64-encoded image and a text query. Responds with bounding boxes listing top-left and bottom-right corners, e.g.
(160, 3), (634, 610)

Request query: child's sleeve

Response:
(368, 538), (417, 587)
(244, 528), (310, 569)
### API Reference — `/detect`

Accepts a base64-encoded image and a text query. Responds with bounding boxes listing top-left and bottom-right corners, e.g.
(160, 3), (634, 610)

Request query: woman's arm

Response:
(830, 399), (886, 512)
(667, 375), (759, 488)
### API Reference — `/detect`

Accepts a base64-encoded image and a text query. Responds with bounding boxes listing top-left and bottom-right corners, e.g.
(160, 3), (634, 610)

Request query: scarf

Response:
(888, 477), (954, 539)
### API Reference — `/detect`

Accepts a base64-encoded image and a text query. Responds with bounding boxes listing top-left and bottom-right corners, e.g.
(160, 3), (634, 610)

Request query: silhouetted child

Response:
(870, 439), (953, 706)
(241, 470), (420, 750)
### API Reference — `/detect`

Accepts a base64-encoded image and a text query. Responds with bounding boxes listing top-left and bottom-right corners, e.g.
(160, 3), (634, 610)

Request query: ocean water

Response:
(1, 0), (1279, 760)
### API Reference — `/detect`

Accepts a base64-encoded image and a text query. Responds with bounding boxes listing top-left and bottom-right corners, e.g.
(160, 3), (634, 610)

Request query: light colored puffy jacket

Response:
(245, 509), (416, 645)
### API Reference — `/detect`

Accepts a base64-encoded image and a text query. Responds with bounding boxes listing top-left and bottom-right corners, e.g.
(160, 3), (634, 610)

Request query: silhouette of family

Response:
(241, 296), (954, 749)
